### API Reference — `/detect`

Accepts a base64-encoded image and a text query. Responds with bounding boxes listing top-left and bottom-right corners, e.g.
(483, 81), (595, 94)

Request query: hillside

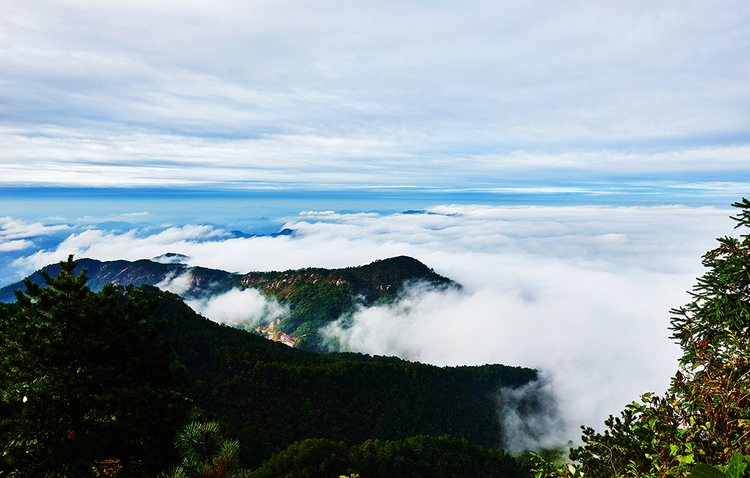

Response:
(145, 285), (538, 467)
(0, 258), (540, 475)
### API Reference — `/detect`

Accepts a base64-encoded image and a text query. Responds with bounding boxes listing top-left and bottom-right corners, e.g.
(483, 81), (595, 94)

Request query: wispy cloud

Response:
(1, 125), (749, 192)
(0, 240), (34, 252)
(1, 1), (748, 193)
(0, 217), (71, 242)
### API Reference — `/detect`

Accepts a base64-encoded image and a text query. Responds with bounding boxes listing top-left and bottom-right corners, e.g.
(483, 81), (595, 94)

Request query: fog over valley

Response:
(0, 203), (738, 447)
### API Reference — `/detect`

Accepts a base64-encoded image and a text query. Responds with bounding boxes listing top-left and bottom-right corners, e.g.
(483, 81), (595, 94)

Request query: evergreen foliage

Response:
(0, 256), (189, 477)
(250, 434), (524, 478)
(162, 421), (250, 478)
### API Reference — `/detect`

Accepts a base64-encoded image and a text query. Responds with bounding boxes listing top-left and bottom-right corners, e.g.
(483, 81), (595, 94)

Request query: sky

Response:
(1, 0), (749, 197)
(2, 0), (750, 449)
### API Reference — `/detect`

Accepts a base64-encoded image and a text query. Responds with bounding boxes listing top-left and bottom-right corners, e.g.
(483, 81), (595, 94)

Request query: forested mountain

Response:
(0, 255), (455, 351)
(239, 256), (455, 349)
(148, 285), (536, 467)
(0, 257), (539, 476)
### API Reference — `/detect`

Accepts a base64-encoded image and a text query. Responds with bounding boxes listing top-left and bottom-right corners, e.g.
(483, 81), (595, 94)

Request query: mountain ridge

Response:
(0, 255), (457, 351)
(0, 262), (546, 471)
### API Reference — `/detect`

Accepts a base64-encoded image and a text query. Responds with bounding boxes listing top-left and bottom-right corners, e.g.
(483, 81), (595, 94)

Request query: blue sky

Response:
(1, 0), (749, 199)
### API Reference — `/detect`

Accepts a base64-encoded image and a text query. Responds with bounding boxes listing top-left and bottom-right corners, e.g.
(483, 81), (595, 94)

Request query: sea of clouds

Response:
(0, 204), (740, 448)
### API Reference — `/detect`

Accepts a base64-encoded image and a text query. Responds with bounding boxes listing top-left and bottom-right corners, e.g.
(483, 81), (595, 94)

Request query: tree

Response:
(536, 199), (750, 478)
(0, 255), (189, 477)
(250, 435), (525, 478)
(162, 422), (249, 478)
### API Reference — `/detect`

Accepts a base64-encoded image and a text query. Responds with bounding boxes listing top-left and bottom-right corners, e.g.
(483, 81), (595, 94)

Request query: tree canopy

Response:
(0, 255), (189, 477)
(250, 434), (524, 478)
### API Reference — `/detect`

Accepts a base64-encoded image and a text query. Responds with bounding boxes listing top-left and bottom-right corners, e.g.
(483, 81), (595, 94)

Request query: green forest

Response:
(0, 256), (535, 477)
(2, 199), (750, 477)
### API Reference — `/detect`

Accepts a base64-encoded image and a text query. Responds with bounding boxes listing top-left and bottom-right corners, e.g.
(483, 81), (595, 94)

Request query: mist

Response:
(153, 269), (289, 327)
(319, 267), (684, 447)
(3, 203), (739, 445)
(496, 377), (567, 452)
(187, 288), (288, 328)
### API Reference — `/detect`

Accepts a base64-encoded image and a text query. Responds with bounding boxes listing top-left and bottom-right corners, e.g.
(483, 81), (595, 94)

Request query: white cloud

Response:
(0, 217), (71, 255)
(0, 217), (71, 241)
(2, 125), (749, 190)
(0, 240), (34, 252)
(14, 224), (228, 274)
(1, 1), (748, 191)
(187, 288), (288, 327)
(155, 271), (193, 296)
(7, 204), (740, 442)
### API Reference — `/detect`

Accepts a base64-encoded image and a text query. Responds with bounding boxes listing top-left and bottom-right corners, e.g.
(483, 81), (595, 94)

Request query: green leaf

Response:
(690, 464), (727, 478)
(726, 452), (748, 478)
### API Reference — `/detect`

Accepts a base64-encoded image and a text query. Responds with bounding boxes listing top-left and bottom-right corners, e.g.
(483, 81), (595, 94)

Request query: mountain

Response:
(0, 257), (236, 303)
(0, 255), (456, 351)
(144, 286), (538, 468)
(0, 257), (545, 470)
(238, 256), (455, 349)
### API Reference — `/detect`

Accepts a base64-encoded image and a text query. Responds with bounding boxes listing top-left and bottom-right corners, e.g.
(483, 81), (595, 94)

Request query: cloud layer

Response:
(4, 203), (740, 443)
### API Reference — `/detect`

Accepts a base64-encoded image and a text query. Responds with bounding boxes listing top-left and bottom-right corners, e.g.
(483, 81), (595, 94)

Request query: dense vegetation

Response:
(251, 435), (524, 478)
(533, 199), (750, 478)
(0, 258), (189, 476)
(161, 424), (528, 478)
(150, 285), (535, 467)
(0, 256), (536, 476)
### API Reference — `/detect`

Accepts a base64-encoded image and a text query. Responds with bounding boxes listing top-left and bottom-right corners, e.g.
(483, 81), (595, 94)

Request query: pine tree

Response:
(0, 255), (189, 477)
(162, 421), (249, 478)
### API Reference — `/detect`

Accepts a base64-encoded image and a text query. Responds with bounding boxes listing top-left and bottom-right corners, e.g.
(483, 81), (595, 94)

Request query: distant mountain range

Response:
(0, 257), (235, 302)
(0, 255), (457, 351)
